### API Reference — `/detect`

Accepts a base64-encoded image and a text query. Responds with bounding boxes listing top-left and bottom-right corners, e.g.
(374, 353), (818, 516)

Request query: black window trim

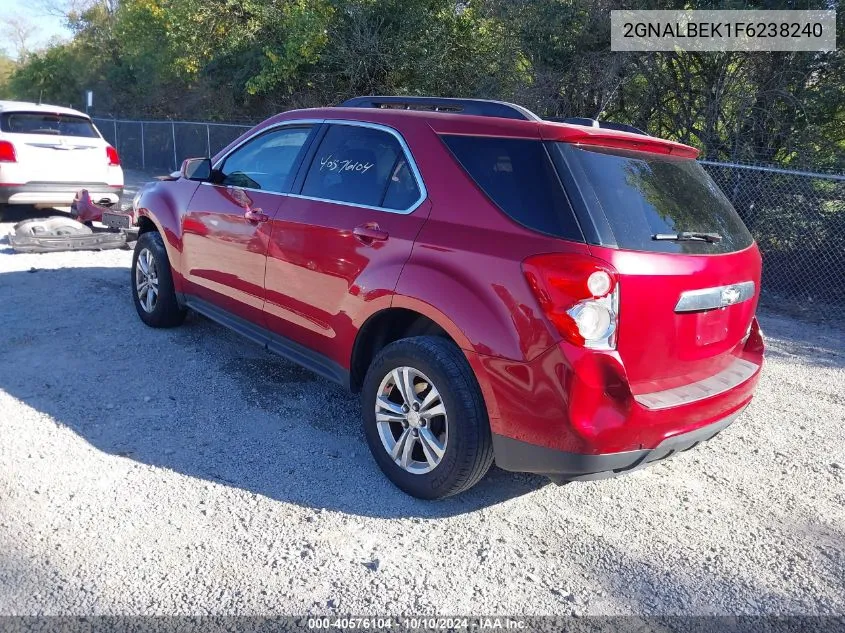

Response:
(549, 142), (617, 247)
(209, 119), (427, 215)
(440, 133), (587, 243)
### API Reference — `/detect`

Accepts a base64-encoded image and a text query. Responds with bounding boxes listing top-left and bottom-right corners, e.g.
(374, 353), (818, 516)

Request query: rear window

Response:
(0, 112), (99, 138)
(442, 135), (583, 241)
(555, 144), (753, 254)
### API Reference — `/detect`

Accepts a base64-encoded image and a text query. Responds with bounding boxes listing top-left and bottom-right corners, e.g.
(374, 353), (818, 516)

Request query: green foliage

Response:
(5, 0), (843, 168)
(8, 44), (86, 106)
(0, 54), (17, 99)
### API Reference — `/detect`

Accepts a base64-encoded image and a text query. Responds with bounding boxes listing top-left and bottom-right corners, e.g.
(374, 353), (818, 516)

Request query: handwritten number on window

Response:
(320, 154), (374, 174)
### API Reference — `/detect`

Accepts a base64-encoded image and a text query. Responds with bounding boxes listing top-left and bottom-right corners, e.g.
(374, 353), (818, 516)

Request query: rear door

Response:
(0, 111), (109, 183)
(553, 143), (760, 392)
(181, 124), (316, 326)
(263, 122), (429, 366)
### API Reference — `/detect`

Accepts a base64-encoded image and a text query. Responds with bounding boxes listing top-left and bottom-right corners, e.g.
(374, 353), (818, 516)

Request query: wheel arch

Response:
(133, 180), (198, 290)
(136, 215), (158, 235)
(350, 307), (455, 393)
(349, 303), (501, 421)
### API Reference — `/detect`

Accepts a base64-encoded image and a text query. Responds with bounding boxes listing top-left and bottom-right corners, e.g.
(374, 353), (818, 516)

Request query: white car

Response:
(0, 101), (123, 217)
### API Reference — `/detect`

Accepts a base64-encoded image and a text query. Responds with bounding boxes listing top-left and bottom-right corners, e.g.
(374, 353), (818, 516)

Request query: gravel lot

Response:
(0, 170), (843, 617)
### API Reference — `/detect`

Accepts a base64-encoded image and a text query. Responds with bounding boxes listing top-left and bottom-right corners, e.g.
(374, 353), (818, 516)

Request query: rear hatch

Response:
(551, 142), (760, 393)
(0, 111), (110, 184)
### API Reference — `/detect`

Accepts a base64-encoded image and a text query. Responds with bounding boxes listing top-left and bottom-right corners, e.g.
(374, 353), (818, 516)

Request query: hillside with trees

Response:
(4, 0), (844, 169)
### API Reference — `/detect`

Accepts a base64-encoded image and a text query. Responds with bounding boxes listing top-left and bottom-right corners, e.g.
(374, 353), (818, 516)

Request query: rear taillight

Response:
(106, 145), (120, 166)
(522, 254), (619, 350)
(0, 141), (16, 163)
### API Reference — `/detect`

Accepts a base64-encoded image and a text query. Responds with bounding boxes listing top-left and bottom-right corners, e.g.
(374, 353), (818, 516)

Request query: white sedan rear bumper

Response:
(0, 183), (123, 207)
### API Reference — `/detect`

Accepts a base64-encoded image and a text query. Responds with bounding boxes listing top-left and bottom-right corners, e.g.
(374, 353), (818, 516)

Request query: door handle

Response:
(353, 223), (389, 244)
(244, 208), (270, 223)
(226, 186), (269, 223)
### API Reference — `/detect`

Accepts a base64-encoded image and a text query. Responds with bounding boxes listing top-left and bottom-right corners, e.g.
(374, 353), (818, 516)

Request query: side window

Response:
(218, 126), (312, 193)
(300, 124), (421, 209)
(382, 158), (420, 210)
(442, 135), (583, 241)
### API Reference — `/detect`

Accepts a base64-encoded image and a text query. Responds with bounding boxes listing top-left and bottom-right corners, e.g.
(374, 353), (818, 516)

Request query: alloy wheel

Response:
(375, 366), (448, 474)
(135, 248), (159, 313)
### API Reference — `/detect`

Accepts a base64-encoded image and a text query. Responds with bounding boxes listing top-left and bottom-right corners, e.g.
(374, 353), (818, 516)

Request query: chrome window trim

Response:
(206, 118), (427, 215)
(675, 281), (756, 313)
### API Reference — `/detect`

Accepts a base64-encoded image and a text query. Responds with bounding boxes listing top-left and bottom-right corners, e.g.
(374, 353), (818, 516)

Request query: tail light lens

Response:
(106, 145), (121, 166)
(522, 254), (619, 350)
(0, 141), (17, 162)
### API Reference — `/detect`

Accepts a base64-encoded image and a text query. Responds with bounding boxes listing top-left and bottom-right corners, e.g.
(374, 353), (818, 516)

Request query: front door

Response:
(263, 122), (430, 367)
(181, 125), (317, 326)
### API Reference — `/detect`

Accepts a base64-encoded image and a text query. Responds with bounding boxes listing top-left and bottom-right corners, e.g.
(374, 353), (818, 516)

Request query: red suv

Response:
(130, 96), (764, 499)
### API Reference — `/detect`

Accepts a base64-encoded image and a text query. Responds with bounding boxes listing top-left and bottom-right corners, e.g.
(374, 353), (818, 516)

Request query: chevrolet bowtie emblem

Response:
(721, 286), (741, 306)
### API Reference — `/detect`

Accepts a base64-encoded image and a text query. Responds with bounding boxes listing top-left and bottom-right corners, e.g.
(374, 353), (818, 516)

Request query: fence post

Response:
(140, 121), (145, 171)
(206, 124), (211, 157)
(171, 121), (178, 171)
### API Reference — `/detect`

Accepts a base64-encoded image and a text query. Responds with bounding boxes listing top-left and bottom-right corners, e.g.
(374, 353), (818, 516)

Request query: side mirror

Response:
(181, 157), (212, 181)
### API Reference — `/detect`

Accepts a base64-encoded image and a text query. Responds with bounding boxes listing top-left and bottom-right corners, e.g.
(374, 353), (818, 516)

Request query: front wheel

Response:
(131, 231), (186, 328)
(361, 336), (494, 499)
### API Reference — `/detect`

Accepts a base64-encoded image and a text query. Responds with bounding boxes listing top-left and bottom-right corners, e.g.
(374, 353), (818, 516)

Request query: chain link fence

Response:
(92, 117), (845, 321)
(701, 162), (845, 321)
(92, 118), (253, 173)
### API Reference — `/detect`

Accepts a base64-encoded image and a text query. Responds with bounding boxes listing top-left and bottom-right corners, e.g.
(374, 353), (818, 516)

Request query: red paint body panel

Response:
(136, 102), (763, 470)
(589, 244), (762, 392)
(181, 184), (280, 326)
(136, 178), (200, 292)
(263, 196), (430, 367)
(482, 320), (763, 454)
(539, 123), (700, 157)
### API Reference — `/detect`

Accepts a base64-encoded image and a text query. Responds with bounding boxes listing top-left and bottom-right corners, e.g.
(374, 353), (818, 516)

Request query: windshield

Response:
(555, 144), (753, 254)
(0, 112), (100, 138)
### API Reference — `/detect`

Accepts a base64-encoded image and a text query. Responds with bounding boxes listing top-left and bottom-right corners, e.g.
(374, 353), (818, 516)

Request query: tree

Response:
(0, 53), (18, 98)
(3, 0), (843, 170)
(1, 15), (38, 62)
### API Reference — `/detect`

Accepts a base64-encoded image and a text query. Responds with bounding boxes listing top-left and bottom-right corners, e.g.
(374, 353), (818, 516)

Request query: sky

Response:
(0, 0), (71, 56)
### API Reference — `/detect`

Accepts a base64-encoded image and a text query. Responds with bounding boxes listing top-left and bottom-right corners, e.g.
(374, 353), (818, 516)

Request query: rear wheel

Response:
(361, 336), (494, 499)
(131, 231), (186, 328)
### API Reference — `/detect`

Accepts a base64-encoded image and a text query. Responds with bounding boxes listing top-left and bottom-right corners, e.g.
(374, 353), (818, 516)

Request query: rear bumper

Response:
(476, 317), (764, 474)
(493, 406), (744, 481)
(0, 183), (123, 206)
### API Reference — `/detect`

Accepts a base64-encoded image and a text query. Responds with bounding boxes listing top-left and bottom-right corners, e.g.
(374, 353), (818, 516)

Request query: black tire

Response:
(361, 336), (494, 499)
(131, 231), (186, 328)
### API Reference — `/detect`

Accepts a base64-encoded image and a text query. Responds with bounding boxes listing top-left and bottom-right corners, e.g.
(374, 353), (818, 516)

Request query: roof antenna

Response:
(595, 78), (622, 121)
(38, 90), (43, 105)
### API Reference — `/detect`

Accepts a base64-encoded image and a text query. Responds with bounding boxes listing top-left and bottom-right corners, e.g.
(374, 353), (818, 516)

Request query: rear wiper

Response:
(652, 231), (723, 243)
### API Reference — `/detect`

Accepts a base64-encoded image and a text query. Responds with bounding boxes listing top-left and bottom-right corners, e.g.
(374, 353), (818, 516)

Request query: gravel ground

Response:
(0, 170), (843, 616)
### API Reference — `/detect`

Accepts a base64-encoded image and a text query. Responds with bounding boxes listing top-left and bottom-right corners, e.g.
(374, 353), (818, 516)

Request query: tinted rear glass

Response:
(442, 135), (583, 241)
(0, 112), (99, 138)
(555, 144), (753, 254)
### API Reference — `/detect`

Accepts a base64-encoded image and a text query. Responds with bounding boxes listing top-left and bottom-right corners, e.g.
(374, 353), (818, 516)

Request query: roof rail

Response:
(548, 116), (649, 136)
(340, 96), (542, 122)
